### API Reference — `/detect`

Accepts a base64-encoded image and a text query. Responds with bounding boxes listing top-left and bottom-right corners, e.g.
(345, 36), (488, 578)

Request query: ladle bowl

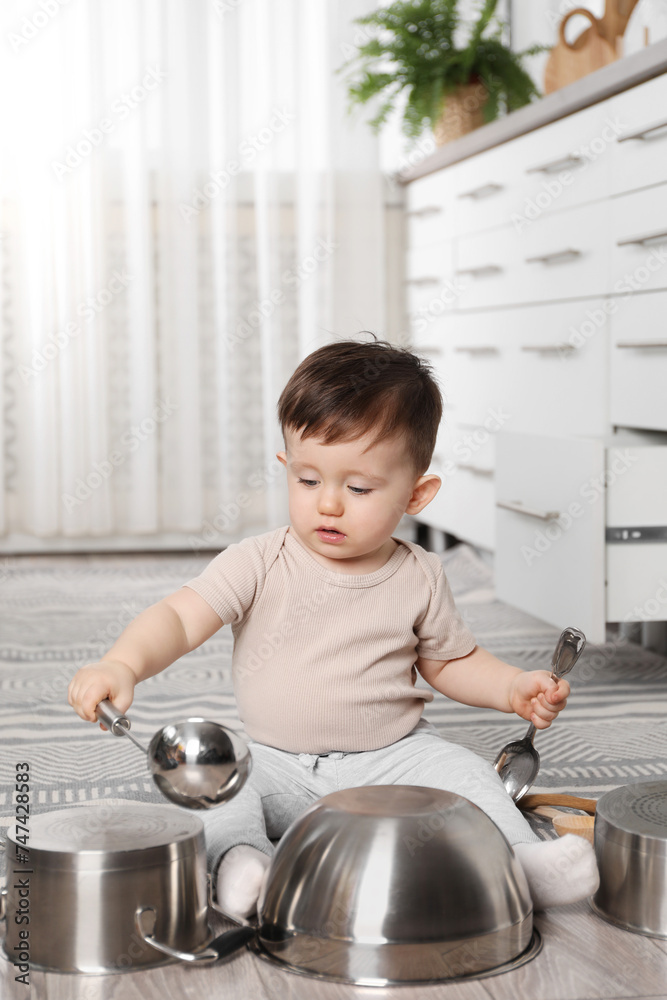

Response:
(95, 700), (252, 810)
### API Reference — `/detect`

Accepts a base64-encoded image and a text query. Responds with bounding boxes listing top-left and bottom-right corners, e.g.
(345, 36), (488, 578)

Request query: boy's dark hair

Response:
(277, 334), (443, 476)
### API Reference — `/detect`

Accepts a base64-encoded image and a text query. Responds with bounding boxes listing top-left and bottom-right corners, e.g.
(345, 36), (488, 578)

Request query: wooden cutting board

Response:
(544, 8), (618, 94)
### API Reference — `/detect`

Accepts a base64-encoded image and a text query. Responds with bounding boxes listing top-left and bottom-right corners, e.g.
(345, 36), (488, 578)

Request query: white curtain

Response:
(0, 0), (388, 552)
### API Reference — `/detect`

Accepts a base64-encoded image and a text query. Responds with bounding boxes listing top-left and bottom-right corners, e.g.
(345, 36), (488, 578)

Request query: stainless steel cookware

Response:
(94, 699), (251, 810)
(494, 626), (586, 801)
(1, 787), (543, 982)
(190, 784), (542, 986)
(591, 779), (667, 937)
(1, 804), (230, 973)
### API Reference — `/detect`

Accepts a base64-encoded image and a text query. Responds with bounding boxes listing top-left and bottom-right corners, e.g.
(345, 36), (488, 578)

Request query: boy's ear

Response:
(405, 475), (441, 515)
(276, 450), (287, 467)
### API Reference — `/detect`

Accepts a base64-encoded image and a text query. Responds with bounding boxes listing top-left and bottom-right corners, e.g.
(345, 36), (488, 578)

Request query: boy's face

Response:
(276, 427), (441, 571)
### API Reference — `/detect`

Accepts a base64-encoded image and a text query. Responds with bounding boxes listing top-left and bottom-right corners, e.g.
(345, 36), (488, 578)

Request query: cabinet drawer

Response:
(611, 184), (667, 294)
(457, 200), (610, 308)
(509, 98), (616, 222)
(607, 546), (667, 622)
(436, 321), (506, 426)
(423, 464), (496, 551)
(606, 445), (667, 526)
(610, 290), (667, 431)
(406, 241), (456, 315)
(406, 170), (458, 247)
(501, 299), (609, 437)
(447, 100), (616, 236)
(611, 74), (667, 196)
(495, 431), (606, 642)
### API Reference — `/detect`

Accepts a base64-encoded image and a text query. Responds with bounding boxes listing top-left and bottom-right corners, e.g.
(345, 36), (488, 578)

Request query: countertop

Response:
(399, 36), (667, 184)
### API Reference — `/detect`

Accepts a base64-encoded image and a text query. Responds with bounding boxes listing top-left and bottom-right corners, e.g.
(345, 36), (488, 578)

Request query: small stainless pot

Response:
(1, 804), (222, 973)
(591, 779), (667, 938)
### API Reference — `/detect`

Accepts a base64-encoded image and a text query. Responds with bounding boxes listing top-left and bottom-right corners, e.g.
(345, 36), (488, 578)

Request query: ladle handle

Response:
(95, 699), (147, 754)
(96, 699), (132, 735)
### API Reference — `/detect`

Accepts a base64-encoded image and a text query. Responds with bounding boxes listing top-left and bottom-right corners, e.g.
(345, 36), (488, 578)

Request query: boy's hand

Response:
(67, 660), (137, 730)
(507, 670), (570, 730)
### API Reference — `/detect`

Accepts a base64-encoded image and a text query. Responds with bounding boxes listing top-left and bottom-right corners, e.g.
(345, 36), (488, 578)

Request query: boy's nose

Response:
(317, 489), (344, 516)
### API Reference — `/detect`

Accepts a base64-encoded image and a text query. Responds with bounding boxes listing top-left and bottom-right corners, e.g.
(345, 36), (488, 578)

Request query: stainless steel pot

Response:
(210, 785), (542, 986)
(591, 779), (667, 938)
(0, 804), (234, 973)
(1, 787), (543, 982)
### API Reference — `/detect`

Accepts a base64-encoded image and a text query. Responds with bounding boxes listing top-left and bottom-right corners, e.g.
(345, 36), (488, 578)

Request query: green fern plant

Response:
(338, 0), (548, 139)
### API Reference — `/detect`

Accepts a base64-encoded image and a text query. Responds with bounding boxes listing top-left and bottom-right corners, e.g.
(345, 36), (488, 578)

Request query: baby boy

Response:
(68, 336), (599, 919)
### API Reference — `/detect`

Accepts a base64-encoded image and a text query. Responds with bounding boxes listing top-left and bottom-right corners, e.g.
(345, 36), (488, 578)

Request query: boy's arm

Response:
(102, 587), (224, 684)
(68, 588), (224, 724)
(416, 646), (570, 729)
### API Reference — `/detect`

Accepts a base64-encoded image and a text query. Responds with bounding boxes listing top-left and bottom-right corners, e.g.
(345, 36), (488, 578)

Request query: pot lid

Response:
(7, 803), (205, 871)
(596, 780), (667, 853)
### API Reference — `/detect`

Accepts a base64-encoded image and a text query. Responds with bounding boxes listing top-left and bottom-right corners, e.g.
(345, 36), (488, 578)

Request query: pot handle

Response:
(135, 907), (255, 964)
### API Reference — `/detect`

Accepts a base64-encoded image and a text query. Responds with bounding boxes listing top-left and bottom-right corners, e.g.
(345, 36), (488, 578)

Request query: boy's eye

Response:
(296, 477), (373, 496)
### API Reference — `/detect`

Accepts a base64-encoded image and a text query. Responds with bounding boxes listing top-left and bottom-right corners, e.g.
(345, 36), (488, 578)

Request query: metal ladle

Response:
(95, 700), (252, 810)
(493, 627), (586, 802)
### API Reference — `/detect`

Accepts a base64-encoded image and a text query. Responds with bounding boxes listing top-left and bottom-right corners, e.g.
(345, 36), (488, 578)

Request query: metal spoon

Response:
(95, 699), (252, 810)
(493, 626), (586, 802)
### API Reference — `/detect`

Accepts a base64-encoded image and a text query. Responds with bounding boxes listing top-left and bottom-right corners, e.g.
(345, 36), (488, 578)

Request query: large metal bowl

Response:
(251, 784), (541, 985)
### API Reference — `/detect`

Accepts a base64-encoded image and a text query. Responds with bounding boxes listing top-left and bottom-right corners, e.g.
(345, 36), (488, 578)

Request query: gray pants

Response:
(200, 718), (539, 876)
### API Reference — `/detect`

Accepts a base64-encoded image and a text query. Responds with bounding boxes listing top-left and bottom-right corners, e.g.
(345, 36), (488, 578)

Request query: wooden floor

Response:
(3, 899), (667, 1000)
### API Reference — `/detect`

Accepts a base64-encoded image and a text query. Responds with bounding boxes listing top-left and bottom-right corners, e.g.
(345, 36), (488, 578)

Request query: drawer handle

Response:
(454, 346), (498, 355)
(525, 248), (581, 265)
(616, 340), (667, 349)
(616, 229), (667, 248)
(456, 463), (493, 476)
(406, 205), (444, 218)
(454, 264), (502, 278)
(616, 119), (667, 143)
(457, 182), (503, 200)
(525, 154), (584, 175)
(496, 500), (561, 521)
(520, 343), (575, 353)
(415, 345), (443, 355)
(405, 276), (440, 286)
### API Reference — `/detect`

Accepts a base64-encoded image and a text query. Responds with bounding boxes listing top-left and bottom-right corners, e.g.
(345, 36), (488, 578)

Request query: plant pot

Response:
(433, 79), (489, 145)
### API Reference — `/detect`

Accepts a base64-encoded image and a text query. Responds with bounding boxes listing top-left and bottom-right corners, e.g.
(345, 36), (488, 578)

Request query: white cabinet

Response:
(495, 431), (667, 643)
(611, 74), (667, 195)
(495, 431), (606, 641)
(610, 289), (667, 431)
(406, 67), (667, 638)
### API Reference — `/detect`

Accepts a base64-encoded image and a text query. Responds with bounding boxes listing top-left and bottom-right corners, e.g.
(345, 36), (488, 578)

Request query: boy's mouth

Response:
(316, 526), (346, 543)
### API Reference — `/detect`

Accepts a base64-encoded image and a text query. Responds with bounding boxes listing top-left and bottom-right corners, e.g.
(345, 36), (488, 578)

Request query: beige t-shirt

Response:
(183, 525), (476, 753)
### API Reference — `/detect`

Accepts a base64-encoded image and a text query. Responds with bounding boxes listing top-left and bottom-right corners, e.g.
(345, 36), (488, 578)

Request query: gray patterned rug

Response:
(2, 542), (667, 865)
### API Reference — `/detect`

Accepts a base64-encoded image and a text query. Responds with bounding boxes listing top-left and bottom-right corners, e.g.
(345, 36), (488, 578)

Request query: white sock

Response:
(215, 844), (271, 921)
(514, 834), (599, 911)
